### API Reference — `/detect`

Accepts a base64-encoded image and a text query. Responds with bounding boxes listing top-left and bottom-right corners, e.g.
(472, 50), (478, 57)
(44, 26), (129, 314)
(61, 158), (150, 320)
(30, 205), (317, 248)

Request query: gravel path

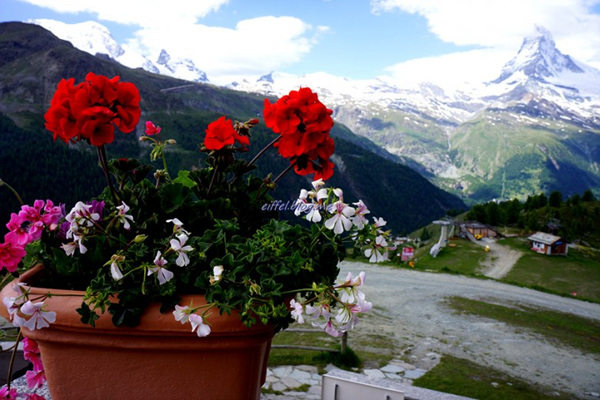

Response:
(340, 261), (600, 399)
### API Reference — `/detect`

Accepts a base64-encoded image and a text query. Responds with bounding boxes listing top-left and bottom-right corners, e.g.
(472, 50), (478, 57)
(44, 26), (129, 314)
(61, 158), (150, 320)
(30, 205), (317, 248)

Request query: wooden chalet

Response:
(528, 232), (568, 256)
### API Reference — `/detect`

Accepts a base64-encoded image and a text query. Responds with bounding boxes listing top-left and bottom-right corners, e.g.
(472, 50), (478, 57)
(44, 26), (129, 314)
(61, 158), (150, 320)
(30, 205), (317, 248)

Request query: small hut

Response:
(528, 232), (568, 256)
(461, 221), (501, 239)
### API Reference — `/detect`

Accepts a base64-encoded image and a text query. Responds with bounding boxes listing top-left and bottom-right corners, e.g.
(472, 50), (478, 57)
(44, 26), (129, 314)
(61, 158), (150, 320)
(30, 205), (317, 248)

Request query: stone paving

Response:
(261, 358), (436, 400)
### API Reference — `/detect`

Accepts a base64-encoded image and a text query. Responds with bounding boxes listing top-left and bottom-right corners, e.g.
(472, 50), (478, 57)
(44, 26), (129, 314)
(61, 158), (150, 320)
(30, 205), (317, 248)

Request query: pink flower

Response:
(322, 319), (342, 337)
(0, 240), (27, 272)
(23, 337), (44, 371)
(25, 368), (46, 389)
(5, 213), (32, 245)
(145, 121), (161, 135)
(0, 385), (18, 399)
(25, 394), (47, 400)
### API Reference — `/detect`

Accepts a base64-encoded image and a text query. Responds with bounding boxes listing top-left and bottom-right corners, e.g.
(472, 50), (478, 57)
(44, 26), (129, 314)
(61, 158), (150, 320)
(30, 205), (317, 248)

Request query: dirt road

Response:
(340, 261), (600, 399)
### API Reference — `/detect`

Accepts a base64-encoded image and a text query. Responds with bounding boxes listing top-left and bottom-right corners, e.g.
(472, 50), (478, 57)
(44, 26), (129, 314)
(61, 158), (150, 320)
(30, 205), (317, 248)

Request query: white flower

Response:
(311, 179), (325, 191)
(110, 261), (123, 280)
(148, 251), (174, 285)
(173, 305), (191, 323)
(333, 188), (343, 200)
(167, 218), (190, 235)
(351, 200), (370, 230)
(170, 233), (193, 267)
(325, 201), (355, 235)
(20, 301), (57, 330)
(364, 235), (389, 263)
(116, 202), (134, 230)
(60, 241), (78, 256)
(189, 314), (211, 337)
(211, 265), (224, 283)
(65, 202), (100, 238)
(290, 298), (305, 324)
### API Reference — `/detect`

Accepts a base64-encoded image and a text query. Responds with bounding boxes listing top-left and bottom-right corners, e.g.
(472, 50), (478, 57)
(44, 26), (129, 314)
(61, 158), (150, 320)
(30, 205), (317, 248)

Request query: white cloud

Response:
(19, 0), (229, 26)
(127, 16), (318, 84)
(370, 0), (600, 69)
(381, 49), (513, 90)
(20, 0), (324, 84)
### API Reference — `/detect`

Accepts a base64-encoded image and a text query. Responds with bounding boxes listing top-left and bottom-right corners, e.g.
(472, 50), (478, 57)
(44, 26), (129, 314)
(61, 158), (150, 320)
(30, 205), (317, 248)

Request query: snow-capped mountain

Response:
(231, 28), (600, 201)
(27, 19), (600, 201)
(479, 26), (600, 120)
(29, 19), (208, 83)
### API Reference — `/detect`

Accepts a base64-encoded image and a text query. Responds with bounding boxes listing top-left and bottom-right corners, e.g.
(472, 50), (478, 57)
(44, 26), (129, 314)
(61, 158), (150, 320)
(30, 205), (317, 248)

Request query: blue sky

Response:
(1, 0), (599, 85)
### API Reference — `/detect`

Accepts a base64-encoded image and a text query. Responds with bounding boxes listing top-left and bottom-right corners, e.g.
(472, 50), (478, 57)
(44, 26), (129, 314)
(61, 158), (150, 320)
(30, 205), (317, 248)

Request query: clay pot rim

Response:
(2, 264), (274, 337)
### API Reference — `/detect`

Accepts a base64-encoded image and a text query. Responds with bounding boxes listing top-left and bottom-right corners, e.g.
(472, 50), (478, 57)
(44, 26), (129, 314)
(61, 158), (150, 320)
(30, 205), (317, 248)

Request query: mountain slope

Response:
(0, 22), (465, 233)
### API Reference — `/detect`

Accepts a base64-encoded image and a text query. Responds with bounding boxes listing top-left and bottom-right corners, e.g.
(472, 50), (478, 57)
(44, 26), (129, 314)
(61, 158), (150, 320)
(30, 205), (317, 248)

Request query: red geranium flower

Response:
(204, 116), (250, 151)
(44, 73), (141, 147)
(263, 87), (335, 180)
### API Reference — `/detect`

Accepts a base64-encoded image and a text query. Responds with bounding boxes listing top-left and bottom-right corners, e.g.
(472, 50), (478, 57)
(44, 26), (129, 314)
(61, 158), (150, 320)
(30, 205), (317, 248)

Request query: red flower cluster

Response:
(204, 116), (250, 151)
(263, 87), (335, 180)
(44, 72), (141, 146)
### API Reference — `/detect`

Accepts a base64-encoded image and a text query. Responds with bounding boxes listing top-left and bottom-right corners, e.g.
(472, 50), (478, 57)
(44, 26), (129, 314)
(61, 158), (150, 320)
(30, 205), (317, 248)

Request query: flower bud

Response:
(133, 235), (147, 243)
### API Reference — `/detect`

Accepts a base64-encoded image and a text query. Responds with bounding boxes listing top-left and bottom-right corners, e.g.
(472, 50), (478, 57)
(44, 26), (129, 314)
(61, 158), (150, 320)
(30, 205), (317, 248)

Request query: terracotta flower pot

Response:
(0, 265), (274, 400)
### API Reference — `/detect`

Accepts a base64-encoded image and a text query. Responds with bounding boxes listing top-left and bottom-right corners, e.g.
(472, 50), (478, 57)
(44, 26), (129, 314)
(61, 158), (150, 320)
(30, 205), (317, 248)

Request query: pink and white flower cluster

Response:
(294, 179), (395, 263)
(289, 271), (372, 337)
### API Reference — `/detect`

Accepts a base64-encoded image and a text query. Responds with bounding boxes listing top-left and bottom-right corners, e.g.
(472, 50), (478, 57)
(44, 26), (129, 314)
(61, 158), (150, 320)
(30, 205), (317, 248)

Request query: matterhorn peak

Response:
(492, 26), (583, 84)
(156, 49), (171, 66)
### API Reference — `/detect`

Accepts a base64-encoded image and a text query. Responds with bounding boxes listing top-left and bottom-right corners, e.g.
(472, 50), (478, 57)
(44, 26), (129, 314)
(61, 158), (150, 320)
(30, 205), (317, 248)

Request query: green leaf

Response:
(173, 170), (197, 188)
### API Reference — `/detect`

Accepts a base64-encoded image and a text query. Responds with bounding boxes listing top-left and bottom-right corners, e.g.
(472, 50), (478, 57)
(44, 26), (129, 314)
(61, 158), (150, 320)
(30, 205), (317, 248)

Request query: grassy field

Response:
(501, 237), (600, 302)
(269, 320), (394, 371)
(447, 296), (600, 355)
(407, 237), (489, 276)
(413, 354), (573, 400)
(393, 232), (600, 303)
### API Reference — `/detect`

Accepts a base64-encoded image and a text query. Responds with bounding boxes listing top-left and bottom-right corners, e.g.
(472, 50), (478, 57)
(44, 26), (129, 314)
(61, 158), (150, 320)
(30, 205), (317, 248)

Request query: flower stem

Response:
(0, 179), (24, 207)
(273, 161), (296, 185)
(247, 135), (280, 168)
(97, 145), (120, 204)
(6, 329), (22, 390)
(207, 164), (218, 195)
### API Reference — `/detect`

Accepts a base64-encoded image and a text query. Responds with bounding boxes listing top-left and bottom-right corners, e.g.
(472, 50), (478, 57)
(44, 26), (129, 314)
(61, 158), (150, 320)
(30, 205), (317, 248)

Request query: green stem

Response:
(0, 179), (24, 207)
(207, 164), (218, 195)
(97, 145), (120, 204)
(161, 152), (170, 180)
(6, 330), (22, 389)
